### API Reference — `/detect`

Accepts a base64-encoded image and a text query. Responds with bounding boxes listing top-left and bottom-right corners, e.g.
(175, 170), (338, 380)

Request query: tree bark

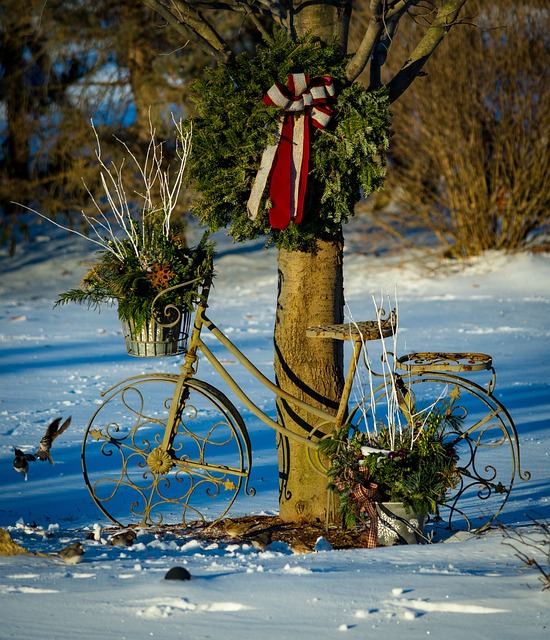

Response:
(275, 235), (345, 522)
(291, 0), (351, 45)
(273, 0), (351, 523)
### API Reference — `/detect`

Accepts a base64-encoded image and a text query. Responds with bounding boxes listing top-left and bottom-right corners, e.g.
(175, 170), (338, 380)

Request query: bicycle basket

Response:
(122, 306), (192, 358)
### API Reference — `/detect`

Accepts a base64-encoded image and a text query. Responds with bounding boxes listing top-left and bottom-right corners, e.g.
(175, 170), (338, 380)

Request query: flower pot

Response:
(122, 309), (191, 358)
(376, 502), (425, 546)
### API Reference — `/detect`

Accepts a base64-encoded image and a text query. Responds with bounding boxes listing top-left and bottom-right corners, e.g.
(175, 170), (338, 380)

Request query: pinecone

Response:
(148, 263), (175, 290)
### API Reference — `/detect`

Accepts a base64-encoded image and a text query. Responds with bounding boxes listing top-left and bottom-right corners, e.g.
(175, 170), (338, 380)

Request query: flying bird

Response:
(35, 416), (72, 465)
(13, 447), (36, 481)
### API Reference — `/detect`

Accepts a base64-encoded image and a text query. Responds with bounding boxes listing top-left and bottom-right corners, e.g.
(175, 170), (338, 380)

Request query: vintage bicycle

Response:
(81, 270), (530, 533)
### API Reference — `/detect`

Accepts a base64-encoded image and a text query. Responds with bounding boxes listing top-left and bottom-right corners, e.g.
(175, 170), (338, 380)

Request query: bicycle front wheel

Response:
(82, 375), (253, 527)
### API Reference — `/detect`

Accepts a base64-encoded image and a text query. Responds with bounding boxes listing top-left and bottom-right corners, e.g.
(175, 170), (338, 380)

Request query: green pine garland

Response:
(186, 30), (391, 251)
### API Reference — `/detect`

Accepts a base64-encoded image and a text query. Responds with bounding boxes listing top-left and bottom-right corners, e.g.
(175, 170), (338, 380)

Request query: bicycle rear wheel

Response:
(82, 375), (253, 527)
(347, 372), (528, 532)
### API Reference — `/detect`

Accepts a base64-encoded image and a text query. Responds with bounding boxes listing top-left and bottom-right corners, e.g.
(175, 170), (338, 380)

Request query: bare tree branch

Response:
(142, 0), (233, 62)
(386, 0), (468, 103)
(346, 0), (415, 84)
(192, 0), (288, 26)
(367, 1), (412, 89)
(233, 0), (272, 39)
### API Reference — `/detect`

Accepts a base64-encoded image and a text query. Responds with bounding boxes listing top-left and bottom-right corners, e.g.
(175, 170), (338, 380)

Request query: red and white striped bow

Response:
(247, 73), (335, 230)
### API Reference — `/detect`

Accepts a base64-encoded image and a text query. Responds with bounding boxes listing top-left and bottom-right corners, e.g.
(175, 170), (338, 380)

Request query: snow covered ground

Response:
(0, 220), (549, 639)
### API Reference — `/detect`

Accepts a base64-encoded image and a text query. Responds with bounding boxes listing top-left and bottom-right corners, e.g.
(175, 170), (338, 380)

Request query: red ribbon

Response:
(247, 73), (335, 230)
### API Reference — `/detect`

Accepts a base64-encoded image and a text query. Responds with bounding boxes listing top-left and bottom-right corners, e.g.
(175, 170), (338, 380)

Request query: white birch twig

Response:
(12, 111), (192, 262)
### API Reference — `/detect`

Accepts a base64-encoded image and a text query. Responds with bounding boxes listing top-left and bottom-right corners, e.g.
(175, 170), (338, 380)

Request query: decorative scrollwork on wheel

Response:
(347, 369), (530, 535)
(82, 375), (252, 527)
(407, 374), (529, 532)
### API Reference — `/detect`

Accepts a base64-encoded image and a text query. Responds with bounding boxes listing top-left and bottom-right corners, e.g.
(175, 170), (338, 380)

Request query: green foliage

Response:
(187, 30), (391, 251)
(56, 215), (214, 332)
(308, 83), (390, 232)
(321, 398), (463, 529)
(319, 429), (371, 530)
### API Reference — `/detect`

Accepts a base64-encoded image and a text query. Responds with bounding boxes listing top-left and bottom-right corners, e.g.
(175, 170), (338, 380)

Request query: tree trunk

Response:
(275, 235), (345, 522)
(290, 0), (351, 46)
(273, 2), (351, 523)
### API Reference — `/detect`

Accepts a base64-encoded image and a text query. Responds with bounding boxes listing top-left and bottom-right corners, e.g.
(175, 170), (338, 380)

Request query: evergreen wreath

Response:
(186, 30), (391, 251)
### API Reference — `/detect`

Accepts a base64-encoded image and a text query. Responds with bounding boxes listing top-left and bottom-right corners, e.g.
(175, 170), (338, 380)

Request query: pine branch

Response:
(54, 289), (118, 311)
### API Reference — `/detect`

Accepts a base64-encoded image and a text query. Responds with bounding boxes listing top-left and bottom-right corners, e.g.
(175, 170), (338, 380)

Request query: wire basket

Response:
(122, 307), (192, 358)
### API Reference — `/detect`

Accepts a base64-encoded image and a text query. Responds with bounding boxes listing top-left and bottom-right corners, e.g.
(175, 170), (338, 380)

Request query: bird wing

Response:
(52, 416), (71, 441)
(43, 417), (62, 438)
(13, 447), (35, 461)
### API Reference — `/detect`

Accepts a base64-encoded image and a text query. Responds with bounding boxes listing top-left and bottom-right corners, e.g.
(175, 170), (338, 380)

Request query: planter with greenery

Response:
(58, 209), (213, 356)
(27, 118), (214, 356)
(320, 395), (464, 546)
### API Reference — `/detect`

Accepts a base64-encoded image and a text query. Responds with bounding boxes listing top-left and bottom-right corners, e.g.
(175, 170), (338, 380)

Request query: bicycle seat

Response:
(306, 317), (396, 342)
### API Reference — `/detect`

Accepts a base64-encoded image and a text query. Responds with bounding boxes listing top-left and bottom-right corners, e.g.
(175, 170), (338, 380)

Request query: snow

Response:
(1, 221), (549, 639)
